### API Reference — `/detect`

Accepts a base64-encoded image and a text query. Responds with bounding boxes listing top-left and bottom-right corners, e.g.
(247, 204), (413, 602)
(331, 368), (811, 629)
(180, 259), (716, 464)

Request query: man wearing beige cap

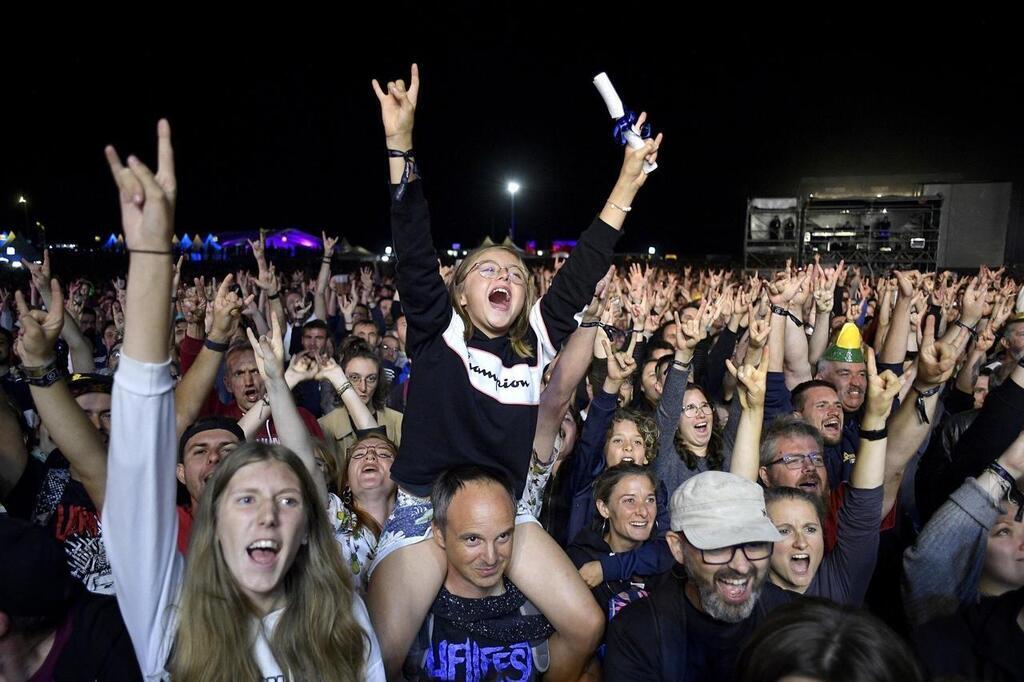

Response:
(603, 471), (796, 681)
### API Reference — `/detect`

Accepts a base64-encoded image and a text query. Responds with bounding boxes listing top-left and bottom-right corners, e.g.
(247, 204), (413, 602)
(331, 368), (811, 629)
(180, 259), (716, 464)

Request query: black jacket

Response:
(603, 573), (796, 681)
(913, 587), (1024, 682)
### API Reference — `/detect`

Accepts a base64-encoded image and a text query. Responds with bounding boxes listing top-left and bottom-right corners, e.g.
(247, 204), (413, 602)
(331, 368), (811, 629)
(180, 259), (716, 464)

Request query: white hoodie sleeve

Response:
(103, 355), (182, 679)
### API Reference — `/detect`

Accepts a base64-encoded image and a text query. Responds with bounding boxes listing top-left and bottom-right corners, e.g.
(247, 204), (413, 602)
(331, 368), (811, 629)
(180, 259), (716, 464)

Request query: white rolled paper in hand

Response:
(593, 72), (657, 174)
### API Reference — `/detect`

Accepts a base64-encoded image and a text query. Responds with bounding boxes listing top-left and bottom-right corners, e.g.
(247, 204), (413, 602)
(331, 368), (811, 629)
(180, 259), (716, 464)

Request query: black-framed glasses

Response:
(682, 402), (714, 418)
(470, 260), (527, 286)
(700, 542), (773, 565)
(768, 452), (825, 470)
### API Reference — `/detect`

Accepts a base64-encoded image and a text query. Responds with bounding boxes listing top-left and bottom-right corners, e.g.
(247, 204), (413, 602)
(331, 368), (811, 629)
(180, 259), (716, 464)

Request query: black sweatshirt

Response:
(390, 181), (621, 496)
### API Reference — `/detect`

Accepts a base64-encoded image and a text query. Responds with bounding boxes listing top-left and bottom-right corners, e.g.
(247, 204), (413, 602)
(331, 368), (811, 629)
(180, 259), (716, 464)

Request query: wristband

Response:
(21, 358), (57, 380)
(770, 304), (789, 317)
(672, 358), (692, 370)
(204, 338), (229, 353)
(954, 319), (978, 341)
(26, 366), (63, 388)
(268, 293), (280, 301)
(858, 427), (887, 441)
(579, 320), (600, 328)
(388, 148), (418, 202)
(986, 461), (1024, 522)
(338, 381), (353, 396)
(606, 200), (632, 213)
(911, 384), (942, 424)
(128, 248), (172, 256)
(322, 258), (332, 264)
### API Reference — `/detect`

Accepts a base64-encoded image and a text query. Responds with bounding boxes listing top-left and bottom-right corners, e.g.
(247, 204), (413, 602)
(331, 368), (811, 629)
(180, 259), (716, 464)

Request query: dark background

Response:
(3, 11), (1021, 260)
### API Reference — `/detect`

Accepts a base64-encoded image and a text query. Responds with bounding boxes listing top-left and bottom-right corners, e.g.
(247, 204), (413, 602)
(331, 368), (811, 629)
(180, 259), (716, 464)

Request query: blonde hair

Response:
(171, 443), (367, 681)
(451, 245), (536, 358)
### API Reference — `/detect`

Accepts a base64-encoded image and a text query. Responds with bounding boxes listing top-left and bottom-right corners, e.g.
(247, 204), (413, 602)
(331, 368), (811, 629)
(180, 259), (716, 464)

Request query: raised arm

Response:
(314, 232), (337, 321)
(102, 119), (182, 677)
(15, 280), (108, 508)
(879, 270), (915, 365)
(535, 271), (609, 462)
(173, 276), (249, 434)
(880, 316), (957, 516)
(247, 314), (315, 477)
(809, 262), (842, 367)
(851, 348), (905, 491)
(726, 344), (770, 482)
(540, 124), (662, 348)
(23, 251), (96, 373)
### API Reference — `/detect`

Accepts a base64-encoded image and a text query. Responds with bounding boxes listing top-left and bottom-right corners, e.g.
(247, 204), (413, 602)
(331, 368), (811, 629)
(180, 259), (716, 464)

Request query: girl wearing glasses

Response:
(319, 340), (404, 456)
(655, 302), (731, 498)
(370, 64), (663, 677)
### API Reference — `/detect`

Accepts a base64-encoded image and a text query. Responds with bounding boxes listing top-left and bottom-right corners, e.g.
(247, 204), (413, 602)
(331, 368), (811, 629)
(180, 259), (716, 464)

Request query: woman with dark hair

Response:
(319, 340), (403, 456)
(735, 599), (923, 682)
(567, 463), (669, 615)
(654, 305), (729, 498)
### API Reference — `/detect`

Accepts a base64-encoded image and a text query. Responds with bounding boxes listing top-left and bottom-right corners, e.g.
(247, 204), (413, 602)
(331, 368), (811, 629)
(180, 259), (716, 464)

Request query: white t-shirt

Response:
(104, 356), (385, 680)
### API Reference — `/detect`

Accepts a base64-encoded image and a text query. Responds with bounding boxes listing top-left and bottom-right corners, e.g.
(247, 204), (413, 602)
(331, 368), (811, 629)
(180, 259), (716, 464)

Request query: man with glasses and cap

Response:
(603, 470), (794, 681)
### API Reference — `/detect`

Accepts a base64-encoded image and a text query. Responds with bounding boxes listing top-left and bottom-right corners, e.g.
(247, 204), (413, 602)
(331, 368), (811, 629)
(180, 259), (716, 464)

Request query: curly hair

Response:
(604, 407), (660, 463)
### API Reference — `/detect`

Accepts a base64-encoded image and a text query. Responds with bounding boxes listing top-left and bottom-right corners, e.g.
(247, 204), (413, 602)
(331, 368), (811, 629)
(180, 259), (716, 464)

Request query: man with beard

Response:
(604, 471), (792, 681)
(790, 379), (846, 485)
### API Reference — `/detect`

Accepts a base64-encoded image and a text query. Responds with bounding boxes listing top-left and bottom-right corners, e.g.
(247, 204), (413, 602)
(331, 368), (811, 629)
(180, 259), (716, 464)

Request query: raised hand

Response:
(322, 231), (339, 256)
(768, 272), (808, 307)
(22, 249), (51, 293)
(284, 350), (320, 388)
(864, 347), (905, 424)
(372, 63), (420, 147)
(602, 336), (638, 384)
(917, 316), (957, 388)
(726, 344), (770, 411)
(246, 313), (285, 384)
(15, 279), (64, 366)
(104, 119), (176, 250)
(615, 111), (663, 191)
(210, 275), (254, 342)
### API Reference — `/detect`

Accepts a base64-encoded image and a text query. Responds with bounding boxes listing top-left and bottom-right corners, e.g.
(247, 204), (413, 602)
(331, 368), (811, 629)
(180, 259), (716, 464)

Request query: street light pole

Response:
(506, 181), (520, 243)
(17, 195), (29, 235)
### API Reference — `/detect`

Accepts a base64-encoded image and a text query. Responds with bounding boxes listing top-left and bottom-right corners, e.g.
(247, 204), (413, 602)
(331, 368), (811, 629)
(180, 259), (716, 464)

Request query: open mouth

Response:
(244, 388), (261, 403)
(823, 418), (840, 431)
(797, 475), (821, 493)
(488, 287), (511, 312)
(629, 519), (650, 531)
(716, 575), (752, 603)
(246, 539), (280, 565)
(694, 421), (709, 436)
(790, 553), (811, 576)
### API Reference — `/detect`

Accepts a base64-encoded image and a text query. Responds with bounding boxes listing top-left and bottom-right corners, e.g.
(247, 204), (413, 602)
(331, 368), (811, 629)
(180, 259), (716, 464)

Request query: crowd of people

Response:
(2, 64), (1024, 681)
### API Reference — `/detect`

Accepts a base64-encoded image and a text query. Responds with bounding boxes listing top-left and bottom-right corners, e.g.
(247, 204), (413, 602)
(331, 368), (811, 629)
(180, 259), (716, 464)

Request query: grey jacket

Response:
(902, 477), (1001, 626)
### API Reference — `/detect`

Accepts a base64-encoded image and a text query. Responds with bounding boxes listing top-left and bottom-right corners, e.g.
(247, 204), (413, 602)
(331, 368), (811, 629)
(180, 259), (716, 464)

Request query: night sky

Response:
(3, 13), (1021, 260)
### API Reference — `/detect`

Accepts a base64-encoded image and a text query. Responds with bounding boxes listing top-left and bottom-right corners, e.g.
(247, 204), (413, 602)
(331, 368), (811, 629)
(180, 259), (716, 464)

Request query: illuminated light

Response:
(507, 181), (520, 195)
(385, 246), (393, 255)
(281, 236), (288, 243)
(876, 194), (882, 198)
(882, 209), (888, 214)
(808, 193), (814, 198)
(452, 243), (461, 250)
(647, 246), (656, 255)
(0, 257), (7, 263)
(665, 253), (678, 260)
(461, 250), (468, 256)
(17, 195), (26, 205)
(4, 247), (13, 255)
(11, 261), (22, 269)
(381, 255), (391, 262)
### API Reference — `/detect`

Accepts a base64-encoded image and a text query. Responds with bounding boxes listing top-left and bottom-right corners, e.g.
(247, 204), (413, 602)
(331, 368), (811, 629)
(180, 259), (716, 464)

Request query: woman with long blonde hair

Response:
(100, 120), (383, 680)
